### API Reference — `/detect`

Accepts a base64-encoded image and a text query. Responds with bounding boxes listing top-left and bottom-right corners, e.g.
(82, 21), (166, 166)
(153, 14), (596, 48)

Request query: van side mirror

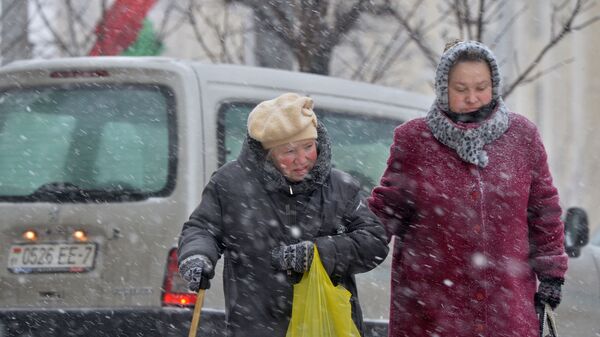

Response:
(564, 207), (589, 258)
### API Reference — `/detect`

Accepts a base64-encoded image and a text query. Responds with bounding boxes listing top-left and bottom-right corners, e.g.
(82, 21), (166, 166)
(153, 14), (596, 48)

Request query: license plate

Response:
(8, 243), (97, 273)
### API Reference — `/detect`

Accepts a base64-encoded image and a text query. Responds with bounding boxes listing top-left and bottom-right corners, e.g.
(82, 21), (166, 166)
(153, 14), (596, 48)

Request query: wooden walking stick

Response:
(188, 289), (206, 337)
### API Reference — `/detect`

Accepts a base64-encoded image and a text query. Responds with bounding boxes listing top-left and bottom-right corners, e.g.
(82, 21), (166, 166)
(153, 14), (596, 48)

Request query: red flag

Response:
(89, 0), (156, 56)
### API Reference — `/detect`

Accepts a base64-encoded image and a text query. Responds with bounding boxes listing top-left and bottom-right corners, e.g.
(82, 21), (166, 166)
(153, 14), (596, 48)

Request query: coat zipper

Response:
(474, 168), (489, 330)
(285, 202), (295, 276)
(285, 203), (296, 232)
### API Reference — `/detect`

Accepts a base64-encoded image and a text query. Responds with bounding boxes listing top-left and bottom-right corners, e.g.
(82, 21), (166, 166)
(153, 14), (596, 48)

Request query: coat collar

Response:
(426, 101), (510, 168)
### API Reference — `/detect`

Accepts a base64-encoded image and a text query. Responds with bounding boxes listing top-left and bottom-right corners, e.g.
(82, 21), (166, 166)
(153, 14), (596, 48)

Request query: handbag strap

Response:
(539, 302), (558, 337)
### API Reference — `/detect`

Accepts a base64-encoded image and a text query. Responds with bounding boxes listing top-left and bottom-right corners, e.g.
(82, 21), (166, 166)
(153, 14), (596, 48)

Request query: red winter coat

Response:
(368, 113), (567, 337)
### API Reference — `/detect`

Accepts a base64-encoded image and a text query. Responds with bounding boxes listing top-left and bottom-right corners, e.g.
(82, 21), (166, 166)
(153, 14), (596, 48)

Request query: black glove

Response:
(535, 277), (564, 313)
(179, 255), (214, 291)
(271, 241), (314, 273)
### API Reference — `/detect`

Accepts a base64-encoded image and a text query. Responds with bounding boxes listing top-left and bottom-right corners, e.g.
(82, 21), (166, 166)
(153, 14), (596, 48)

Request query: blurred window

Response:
(0, 84), (176, 200)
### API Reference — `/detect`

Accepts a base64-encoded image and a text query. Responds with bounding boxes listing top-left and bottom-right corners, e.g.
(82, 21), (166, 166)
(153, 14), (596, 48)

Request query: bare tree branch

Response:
(348, 39), (381, 80)
(422, 4), (454, 35)
(32, 0), (74, 56)
(265, 3), (295, 41)
(572, 15), (600, 30)
(251, 4), (294, 47)
(76, 6), (99, 49)
(490, 3), (528, 49)
(463, 0), (474, 39)
(186, 1), (219, 62)
(386, 3), (440, 69)
(1, 29), (30, 62)
(65, 0), (83, 54)
(155, 1), (186, 41)
(511, 49), (521, 81)
(332, 48), (360, 78)
(370, 34), (412, 83)
(0, 0), (18, 22)
(482, 0), (504, 20)
(476, 0), (485, 41)
(363, 24), (404, 80)
(452, 0), (464, 37)
(520, 57), (574, 85)
(332, 0), (369, 45)
(21, 0), (598, 96)
(220, 4), (232, 63)
(503, 0), (586, 97)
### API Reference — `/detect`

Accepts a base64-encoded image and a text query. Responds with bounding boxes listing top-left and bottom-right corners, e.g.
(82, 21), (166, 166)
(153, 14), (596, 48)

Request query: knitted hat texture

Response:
(247, 93), (318, 149)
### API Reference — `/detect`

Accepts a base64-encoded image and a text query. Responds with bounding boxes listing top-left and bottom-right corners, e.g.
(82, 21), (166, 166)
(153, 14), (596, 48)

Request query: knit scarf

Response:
(425, 99), (510, 168)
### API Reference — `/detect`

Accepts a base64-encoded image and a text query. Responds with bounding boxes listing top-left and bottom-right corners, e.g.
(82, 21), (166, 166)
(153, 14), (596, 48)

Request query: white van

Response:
(0, 57), (430, 336)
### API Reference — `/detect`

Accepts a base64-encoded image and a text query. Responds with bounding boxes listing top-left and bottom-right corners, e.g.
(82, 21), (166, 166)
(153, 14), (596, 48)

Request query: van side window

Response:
(218, 102), (400, 192)
(0, 84), (176, 201)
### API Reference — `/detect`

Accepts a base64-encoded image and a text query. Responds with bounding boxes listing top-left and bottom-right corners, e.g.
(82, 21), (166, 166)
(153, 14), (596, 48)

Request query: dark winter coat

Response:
(178, 123), (389, 337)
(368, 41), (567, 337)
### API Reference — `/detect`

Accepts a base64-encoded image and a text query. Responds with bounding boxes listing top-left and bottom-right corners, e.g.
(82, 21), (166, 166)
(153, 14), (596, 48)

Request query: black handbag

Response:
(539, 302), (558, 337)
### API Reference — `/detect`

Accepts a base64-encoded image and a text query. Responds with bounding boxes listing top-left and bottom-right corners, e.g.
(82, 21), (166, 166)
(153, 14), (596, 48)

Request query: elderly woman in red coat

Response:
(368, 40), (567, 337)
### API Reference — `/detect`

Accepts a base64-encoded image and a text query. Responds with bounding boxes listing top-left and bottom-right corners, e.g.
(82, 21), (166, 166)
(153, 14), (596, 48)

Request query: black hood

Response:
(237, 121), (332, 195)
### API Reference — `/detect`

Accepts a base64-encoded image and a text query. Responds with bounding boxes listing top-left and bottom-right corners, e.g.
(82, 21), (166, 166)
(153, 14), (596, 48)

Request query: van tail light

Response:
(162, 248), (196, 307)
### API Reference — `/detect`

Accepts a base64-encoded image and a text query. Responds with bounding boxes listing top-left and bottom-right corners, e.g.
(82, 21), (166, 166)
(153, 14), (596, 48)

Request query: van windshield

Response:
(0, 84), (176, 202)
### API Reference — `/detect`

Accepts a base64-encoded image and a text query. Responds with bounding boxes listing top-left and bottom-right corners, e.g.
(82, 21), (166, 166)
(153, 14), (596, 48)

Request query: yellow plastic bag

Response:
(286, 245), (361, 337)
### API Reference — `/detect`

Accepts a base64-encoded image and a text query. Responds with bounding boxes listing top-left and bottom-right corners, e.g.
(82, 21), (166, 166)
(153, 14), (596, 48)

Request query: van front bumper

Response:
(0, 308), (388, 337)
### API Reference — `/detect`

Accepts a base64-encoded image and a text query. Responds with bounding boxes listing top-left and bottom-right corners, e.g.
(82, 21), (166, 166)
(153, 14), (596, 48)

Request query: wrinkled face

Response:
(448, 60), (493, 113)
(269, 139), (318, 182)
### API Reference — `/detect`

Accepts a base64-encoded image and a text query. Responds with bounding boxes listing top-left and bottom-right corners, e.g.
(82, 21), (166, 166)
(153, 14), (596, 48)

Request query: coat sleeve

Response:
(367, 125), (416, 240)
(315, 182), (390, 280)
(177, 177), (225, 267)
(527, 128), (568, 280)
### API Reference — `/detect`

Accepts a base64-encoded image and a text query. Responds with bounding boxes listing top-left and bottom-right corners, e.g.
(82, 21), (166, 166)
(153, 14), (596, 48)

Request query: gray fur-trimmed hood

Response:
(237, 121), (332, 195)
(434, 40), (502, 112)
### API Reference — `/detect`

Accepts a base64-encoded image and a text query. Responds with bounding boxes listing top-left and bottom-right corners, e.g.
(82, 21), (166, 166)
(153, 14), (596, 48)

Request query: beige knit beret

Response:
(247, 93), (318, 149)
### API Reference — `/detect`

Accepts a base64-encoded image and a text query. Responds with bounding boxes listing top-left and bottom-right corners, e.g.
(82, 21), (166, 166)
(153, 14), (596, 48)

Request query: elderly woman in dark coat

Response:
(178, 92), (389, 337)
(368, 40), (567, 337)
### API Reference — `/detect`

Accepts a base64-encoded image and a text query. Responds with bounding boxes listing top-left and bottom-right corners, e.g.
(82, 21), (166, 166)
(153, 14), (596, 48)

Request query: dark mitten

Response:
(535, 277), (564, 312)
(271, 241), (314, 273)
(179, 255), (214, 291)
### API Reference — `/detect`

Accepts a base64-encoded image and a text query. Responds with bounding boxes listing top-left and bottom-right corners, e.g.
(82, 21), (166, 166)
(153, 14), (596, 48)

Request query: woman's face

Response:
(448, 60), (493, 113)
(269, 139), (318, 182)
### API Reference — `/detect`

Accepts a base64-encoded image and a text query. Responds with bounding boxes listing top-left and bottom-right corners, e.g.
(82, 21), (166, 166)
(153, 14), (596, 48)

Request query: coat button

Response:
(475, 323), (485, 333)
(474, 224), (482, 233)
(475, 292), (485, 301)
